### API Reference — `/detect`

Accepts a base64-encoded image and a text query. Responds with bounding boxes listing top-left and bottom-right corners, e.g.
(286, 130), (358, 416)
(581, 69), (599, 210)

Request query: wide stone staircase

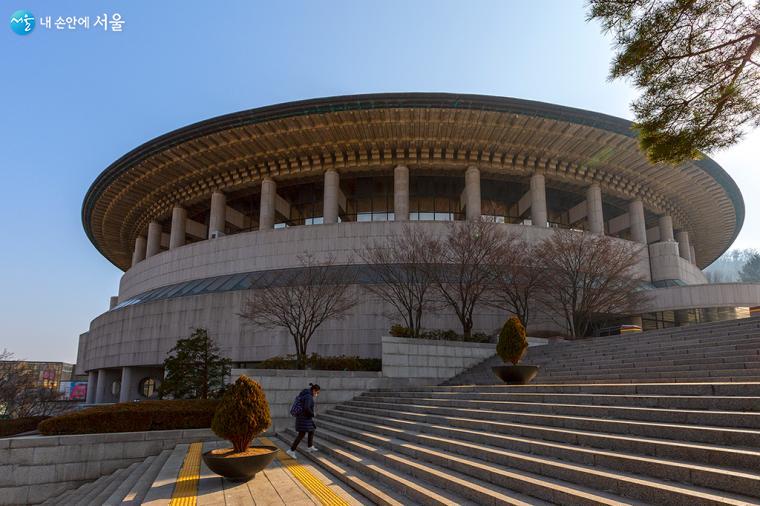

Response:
(279, 318), (760, 505)
(448, 318), (760, 385)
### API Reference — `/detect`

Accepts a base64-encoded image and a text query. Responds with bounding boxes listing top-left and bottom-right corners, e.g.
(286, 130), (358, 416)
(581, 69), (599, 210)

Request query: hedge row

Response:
(38, 399), (219, 435)
(389, 324), (493, 343)
(0, 416), (49, 438)
(254, 353), (381, 371)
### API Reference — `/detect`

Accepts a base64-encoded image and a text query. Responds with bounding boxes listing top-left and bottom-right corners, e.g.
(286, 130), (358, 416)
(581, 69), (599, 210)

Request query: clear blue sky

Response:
(1, 0), (757, 362)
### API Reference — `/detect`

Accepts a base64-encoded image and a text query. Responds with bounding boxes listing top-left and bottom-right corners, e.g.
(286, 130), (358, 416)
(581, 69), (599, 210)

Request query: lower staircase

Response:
(41, 447), (175, 505)
(279, 318), (760, 505)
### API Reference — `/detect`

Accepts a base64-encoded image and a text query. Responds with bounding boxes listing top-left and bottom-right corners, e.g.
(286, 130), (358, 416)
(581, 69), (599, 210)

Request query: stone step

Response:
(52, 477), (102, 506)
(282, 429), (479, 505)
(452, 364), (760, 386)
(538, 325), (760, 351)
(120, 448), (171, 505)
(319, 412), (760, 496)
(337, 401), (760, 447)
(369, 391), (760, 411)
(531, 352), (760, 371)
(537, 358), (760, 374)
(330, 405), (760, 469)
(92, 462), (140, 505)
(293, 427), (639, 506)
(530, 343), (760, 364)
(530, 340), (760, 362)
(276, 432), (413, 506)
(538, 328), (760, 348)
(352, 395), (760, 428)
(140, 445), (188, 505)
(536, 376), (760, 385)
(375, 382), (760, 396)
(313, 422), (757, 506)
(581, 320), (760, 342)
(73, 465), (130, 506)
(526, 340), (760, 362)
(102, 454), (156, 505)
(538, 369), (760, 383)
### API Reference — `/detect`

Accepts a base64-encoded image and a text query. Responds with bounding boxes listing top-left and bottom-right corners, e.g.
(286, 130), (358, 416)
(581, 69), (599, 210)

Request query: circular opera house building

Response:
(77, 93), (760, 403)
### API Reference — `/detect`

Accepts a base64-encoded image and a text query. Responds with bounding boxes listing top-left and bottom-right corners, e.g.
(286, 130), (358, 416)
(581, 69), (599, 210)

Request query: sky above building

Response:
(1, 0), (757, 362)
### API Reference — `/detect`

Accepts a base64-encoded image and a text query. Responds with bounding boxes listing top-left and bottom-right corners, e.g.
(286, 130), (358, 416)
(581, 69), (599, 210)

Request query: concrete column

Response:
(530, 173), (548, 227)
(208, 191), (226, 238)
(677, 230), (692, 262)
(86, 371), (97, 404)
(259, 177), (277, 230)
(145, 222), (162, 258)
(393, 165), (409, 221)
(323, 169), (340, 224)
(586, 183), (604, 235)
(628, 199), (647, 244)
(690, 245), (697, 265)
(464, 166), (481, 221)
(169, 206), (187, 249)
(659, 215), (674, 242)
(131, 236), (146, 267)
(109, 296), (118, 310)
(95, 368), (107, 403)
(119, 367), (134, 403)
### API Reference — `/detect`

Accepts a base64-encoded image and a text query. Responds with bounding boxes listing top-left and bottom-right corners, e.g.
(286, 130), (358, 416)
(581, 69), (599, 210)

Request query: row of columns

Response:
(131, 166), (696, 267)
(86, 366), (160, 404)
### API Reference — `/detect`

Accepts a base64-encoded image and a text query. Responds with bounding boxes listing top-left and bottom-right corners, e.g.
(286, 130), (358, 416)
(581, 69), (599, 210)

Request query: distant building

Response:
(0, 361), (87, 402)
(76, 93), (760, 403)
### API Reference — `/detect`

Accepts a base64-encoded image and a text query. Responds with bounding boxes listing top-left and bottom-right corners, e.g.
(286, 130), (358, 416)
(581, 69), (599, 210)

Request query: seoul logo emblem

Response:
(10, 10), (35, 35)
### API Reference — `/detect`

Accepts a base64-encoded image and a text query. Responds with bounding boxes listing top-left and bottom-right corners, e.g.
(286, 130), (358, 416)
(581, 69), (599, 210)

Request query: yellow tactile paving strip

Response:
(170, 441), (202, 506)
(261, 437), (350, 506)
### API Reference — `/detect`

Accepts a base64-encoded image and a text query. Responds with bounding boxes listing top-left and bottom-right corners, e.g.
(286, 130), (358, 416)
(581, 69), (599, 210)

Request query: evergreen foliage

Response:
(159, 328), (231, 399)
(496, 317), (528, 366)
(588, 0), (759, 163)
(211, 376), (271, 453)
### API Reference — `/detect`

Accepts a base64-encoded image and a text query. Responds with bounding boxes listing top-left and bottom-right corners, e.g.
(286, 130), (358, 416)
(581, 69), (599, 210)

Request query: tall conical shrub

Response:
(211, 376), (271, 453)
(496, 316), (528, 366)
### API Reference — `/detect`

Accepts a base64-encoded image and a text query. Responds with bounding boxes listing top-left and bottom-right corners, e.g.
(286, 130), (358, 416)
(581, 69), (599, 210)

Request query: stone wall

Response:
(0, 428), (218, 505)
(381, 336), (496, 381)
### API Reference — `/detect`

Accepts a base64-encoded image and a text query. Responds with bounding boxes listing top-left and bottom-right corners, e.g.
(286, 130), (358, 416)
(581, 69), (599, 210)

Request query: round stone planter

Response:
(202, 445), (279, 481)
(492, 365), (539, 385)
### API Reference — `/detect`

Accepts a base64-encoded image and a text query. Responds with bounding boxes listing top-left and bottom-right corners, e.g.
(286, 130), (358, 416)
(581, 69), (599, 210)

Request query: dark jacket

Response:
(295, 388), (316, 432)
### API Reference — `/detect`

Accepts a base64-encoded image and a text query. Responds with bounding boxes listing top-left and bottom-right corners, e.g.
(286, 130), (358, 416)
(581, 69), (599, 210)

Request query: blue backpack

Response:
(289, 393), (304, 417)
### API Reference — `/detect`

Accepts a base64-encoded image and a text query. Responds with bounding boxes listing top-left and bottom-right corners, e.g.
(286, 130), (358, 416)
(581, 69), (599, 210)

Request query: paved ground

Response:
(194, 439), (370, 506)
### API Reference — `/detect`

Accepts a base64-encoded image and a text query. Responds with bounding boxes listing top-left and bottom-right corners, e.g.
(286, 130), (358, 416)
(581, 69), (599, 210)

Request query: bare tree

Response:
(0, 352), (62, 418)
(239, 255), (358, 369)
(358, 226), (441, 338)
(536, 230), (651, 338)
(431, 219), (511, 338)
(488, 238), (546, 328)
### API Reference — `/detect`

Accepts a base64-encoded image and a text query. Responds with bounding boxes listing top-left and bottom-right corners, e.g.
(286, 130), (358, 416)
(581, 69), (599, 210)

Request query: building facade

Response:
(77, 93), (760, 402)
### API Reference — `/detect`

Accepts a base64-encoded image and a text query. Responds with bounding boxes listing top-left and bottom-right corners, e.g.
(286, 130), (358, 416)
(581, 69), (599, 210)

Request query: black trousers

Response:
(290, 430), (314, 450)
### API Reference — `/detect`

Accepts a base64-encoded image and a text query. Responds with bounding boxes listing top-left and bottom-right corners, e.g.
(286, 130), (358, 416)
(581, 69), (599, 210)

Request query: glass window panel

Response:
(219, 273), (248, 291)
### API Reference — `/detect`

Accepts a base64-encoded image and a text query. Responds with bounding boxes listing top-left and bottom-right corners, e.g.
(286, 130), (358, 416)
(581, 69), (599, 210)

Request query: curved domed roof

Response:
(82, 92), (744, 270)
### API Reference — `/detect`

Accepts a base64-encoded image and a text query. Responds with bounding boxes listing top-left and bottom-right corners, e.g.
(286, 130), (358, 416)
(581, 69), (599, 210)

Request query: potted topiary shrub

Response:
(492, 316), (539, 384)
(203, 375), (277, 481)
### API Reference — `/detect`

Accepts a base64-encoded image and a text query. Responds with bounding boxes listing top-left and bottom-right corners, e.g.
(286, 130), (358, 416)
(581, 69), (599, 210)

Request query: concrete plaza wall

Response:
(382, 335), (496, 381)
(0, 428), (219, 505)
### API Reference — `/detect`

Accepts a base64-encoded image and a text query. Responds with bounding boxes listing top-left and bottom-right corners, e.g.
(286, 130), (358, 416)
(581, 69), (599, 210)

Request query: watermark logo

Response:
(10, 10), (35, 35)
